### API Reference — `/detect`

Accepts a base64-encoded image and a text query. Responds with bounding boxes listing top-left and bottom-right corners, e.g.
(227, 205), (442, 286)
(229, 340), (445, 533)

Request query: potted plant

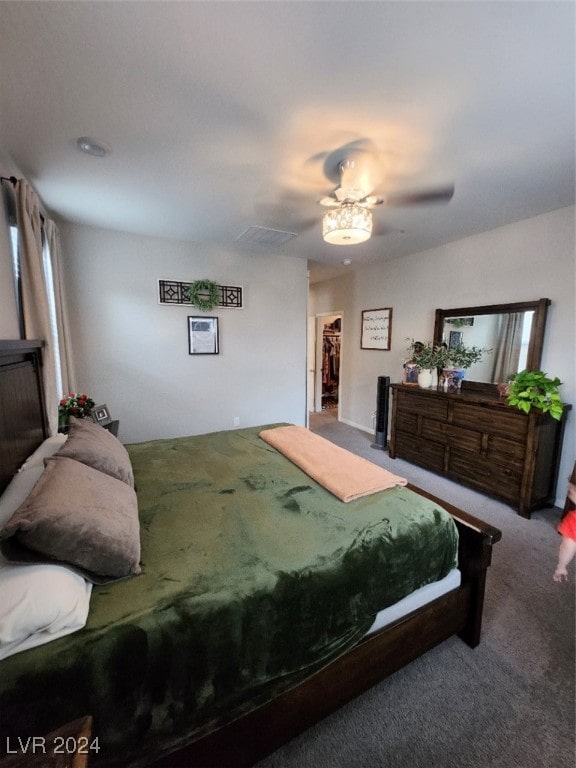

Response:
(444, 344), (489, 369)
(442, 343), (491, 391)
(506, 370), (564, 420)
(405, 340), (448, 388)
(58, 392), (95, 430)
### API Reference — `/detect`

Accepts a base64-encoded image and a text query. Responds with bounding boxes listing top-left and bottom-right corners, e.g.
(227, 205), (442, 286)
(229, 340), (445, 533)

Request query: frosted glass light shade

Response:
(322, 204), (373, 245)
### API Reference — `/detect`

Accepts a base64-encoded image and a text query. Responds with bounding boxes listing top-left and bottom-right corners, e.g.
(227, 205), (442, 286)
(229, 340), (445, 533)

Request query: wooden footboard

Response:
(407, 483), (502, 648)
(151, 488), (501, 768)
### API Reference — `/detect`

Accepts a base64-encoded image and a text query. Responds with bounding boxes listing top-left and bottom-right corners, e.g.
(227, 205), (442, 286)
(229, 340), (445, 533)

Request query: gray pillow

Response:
(57, 417), (134, 487)
(0, 456), (141, 583)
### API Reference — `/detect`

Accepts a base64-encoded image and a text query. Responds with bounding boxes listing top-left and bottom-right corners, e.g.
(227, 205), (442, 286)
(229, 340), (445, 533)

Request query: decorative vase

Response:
(418, 368), (437, 389)
(443, 368), (465, 392)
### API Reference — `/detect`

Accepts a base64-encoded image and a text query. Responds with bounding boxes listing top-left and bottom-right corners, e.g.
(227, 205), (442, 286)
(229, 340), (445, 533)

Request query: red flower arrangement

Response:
(58, 392), (95, 420)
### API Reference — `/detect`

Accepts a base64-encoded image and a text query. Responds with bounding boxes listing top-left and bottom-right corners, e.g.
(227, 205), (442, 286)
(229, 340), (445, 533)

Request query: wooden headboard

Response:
(0, 340), (48, 493)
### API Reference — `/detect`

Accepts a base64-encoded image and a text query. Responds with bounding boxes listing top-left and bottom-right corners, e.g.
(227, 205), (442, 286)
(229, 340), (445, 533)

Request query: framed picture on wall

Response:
(361, 308), (392, 350)
(188, 316), (219, 355)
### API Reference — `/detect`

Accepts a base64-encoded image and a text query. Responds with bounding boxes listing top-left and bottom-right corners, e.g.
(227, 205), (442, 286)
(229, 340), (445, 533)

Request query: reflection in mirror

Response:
(442, 311), (534, 383)
(434, 299), (550, 386)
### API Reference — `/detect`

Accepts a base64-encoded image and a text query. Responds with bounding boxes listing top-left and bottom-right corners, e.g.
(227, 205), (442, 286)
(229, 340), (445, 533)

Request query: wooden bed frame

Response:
(0, 340), (501, 768)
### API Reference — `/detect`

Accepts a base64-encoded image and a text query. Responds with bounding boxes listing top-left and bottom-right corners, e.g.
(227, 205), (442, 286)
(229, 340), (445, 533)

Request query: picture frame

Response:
(361, 308), (392, 350)
(92, 404), (112, 426)
(188, 316), (219, 355)
(449, 330), (463, 348)
(403, 362), (420, 385)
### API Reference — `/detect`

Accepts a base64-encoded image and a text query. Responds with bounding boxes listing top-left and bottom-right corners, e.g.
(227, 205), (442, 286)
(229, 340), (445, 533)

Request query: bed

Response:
(0, 340), (501, 768)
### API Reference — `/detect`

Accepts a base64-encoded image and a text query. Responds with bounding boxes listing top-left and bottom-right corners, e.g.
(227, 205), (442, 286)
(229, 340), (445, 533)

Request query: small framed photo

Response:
(403, 362), (420, 385)
(361, 308), (392, 350)
(449, 331), (463, 349)
(92, 404), (112, 426)
(188, 316), (219, 355)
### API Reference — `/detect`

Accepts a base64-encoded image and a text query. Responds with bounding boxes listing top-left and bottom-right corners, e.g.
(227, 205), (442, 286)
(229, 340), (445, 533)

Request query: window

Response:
(42, 234), (63, 396)
(2, 180), (24, 338)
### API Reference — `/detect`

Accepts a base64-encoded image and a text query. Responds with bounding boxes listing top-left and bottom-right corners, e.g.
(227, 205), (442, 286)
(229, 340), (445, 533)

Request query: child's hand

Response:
(554, 566), (568, 582)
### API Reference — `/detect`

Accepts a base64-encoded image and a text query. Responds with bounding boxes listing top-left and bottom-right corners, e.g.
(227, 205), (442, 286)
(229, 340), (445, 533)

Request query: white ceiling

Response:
(1, 1), (574, 283)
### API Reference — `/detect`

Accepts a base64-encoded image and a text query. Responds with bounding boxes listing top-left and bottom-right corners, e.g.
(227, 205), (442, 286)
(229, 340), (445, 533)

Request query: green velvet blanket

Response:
(0, 426), (458, 767)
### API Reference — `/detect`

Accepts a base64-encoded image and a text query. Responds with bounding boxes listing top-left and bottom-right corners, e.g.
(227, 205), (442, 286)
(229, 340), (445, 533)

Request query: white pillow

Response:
(0, 464), (44, 530)
(0, 563), (92, 660)
(18, 434), (68, 472)
(0, 458), (93, 659)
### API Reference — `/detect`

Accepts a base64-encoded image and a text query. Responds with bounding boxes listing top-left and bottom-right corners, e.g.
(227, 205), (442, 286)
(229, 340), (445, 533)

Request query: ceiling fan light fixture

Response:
(322, 203), (372, 245)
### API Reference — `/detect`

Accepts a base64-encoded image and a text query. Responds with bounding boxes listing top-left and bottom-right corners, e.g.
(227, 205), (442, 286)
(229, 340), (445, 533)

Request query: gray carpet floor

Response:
(255, 412), (575, 768)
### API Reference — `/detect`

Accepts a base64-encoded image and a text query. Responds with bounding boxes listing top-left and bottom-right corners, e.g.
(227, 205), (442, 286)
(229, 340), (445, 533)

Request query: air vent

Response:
(236, 226), (298, 247)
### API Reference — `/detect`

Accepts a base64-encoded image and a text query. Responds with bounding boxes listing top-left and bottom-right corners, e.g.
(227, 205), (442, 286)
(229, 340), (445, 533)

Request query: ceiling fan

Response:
(255, 139), (455, 245)
(318, 155), (455, 245)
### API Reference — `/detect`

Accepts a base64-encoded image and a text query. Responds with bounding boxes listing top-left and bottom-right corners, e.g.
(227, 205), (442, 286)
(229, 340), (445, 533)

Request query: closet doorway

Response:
(312, 313), (343, 418)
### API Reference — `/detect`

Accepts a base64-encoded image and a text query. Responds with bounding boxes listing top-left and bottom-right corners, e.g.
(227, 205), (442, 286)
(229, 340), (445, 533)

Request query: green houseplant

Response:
(405, 340), (449, 388)
(405, 339), (448, 370)
(441, 343), (490, 392)
(444, 343), (489, 370)
(506, 370), (564, 420)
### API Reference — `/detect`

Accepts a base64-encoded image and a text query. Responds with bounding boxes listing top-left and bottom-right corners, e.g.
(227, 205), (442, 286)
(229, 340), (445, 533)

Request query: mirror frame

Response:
(433, 298), (551, 392)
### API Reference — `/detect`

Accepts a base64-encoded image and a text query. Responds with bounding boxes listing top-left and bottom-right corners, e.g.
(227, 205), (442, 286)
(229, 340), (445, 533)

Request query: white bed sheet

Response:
(366, 568), (461, 636)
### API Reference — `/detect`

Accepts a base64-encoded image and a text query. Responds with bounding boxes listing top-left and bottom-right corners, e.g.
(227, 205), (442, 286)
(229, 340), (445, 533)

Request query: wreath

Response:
(187, 279), (220, 311)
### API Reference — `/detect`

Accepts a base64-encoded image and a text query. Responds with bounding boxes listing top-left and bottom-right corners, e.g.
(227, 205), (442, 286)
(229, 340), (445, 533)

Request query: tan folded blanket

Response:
(259, 425), (407, 503)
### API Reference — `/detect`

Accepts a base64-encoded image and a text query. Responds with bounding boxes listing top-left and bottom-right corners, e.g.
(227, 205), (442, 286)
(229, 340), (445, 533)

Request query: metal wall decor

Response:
(159, 279), (243, 308)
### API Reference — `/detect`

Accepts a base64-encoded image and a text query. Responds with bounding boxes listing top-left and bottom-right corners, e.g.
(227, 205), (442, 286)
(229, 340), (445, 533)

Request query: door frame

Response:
(308, 311), (343, 419)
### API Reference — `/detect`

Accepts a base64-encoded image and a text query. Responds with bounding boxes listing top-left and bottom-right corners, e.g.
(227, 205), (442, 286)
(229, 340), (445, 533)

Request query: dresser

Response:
(389, 384), (570, 518)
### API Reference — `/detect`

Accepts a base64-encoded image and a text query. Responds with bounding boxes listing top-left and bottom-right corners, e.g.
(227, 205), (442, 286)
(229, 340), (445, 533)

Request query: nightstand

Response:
(58, 420), (119, 437)
(102, 420), (119, 437)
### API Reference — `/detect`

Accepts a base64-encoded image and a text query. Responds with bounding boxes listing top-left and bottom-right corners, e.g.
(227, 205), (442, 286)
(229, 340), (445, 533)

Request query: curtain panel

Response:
(44, 218), (76, 396)
(13, 179), (74, 435)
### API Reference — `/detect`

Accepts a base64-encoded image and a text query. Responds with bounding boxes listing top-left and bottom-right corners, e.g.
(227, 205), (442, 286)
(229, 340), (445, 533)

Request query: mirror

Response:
(433, 298), (550, 388)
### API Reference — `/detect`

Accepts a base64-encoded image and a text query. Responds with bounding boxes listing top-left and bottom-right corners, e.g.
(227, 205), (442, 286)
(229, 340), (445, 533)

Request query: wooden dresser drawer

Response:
(395, 410), (418, 435)
(486, 434), (526, 466)
(421, 420), (482, 453)
(396, 389), (449, 420)
(451, 401), (527, 440)
(449, 451), (522, 502)
(395, 433), (445, 473)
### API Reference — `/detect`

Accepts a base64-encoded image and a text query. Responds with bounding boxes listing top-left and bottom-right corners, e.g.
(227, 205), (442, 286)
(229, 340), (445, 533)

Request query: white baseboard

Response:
(340, 418), (374, 435)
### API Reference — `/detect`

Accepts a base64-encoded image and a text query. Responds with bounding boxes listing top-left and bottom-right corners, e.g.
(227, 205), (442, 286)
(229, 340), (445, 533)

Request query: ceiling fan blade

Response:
(385, 184), (455, 206)
(319, 196), (339, 207)
(372, 223), (406, 238)
(254, 199), (318, 233)
(289, 217), (318, 233)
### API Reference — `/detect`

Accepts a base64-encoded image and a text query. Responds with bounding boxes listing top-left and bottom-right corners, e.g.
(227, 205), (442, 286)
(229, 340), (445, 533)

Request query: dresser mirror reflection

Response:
(433, 298), (550, 388)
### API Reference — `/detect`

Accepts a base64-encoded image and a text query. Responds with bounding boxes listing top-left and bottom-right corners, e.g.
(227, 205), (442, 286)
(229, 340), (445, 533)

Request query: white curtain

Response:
(491, 312), (523, 383)
(44, 218), (76, 396)
(14, 179), (73, 435)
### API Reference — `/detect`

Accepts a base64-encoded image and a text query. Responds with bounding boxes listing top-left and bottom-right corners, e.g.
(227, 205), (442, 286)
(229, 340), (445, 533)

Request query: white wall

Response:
(59, 223), (308, 443)
(311, 206), (575, 504)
